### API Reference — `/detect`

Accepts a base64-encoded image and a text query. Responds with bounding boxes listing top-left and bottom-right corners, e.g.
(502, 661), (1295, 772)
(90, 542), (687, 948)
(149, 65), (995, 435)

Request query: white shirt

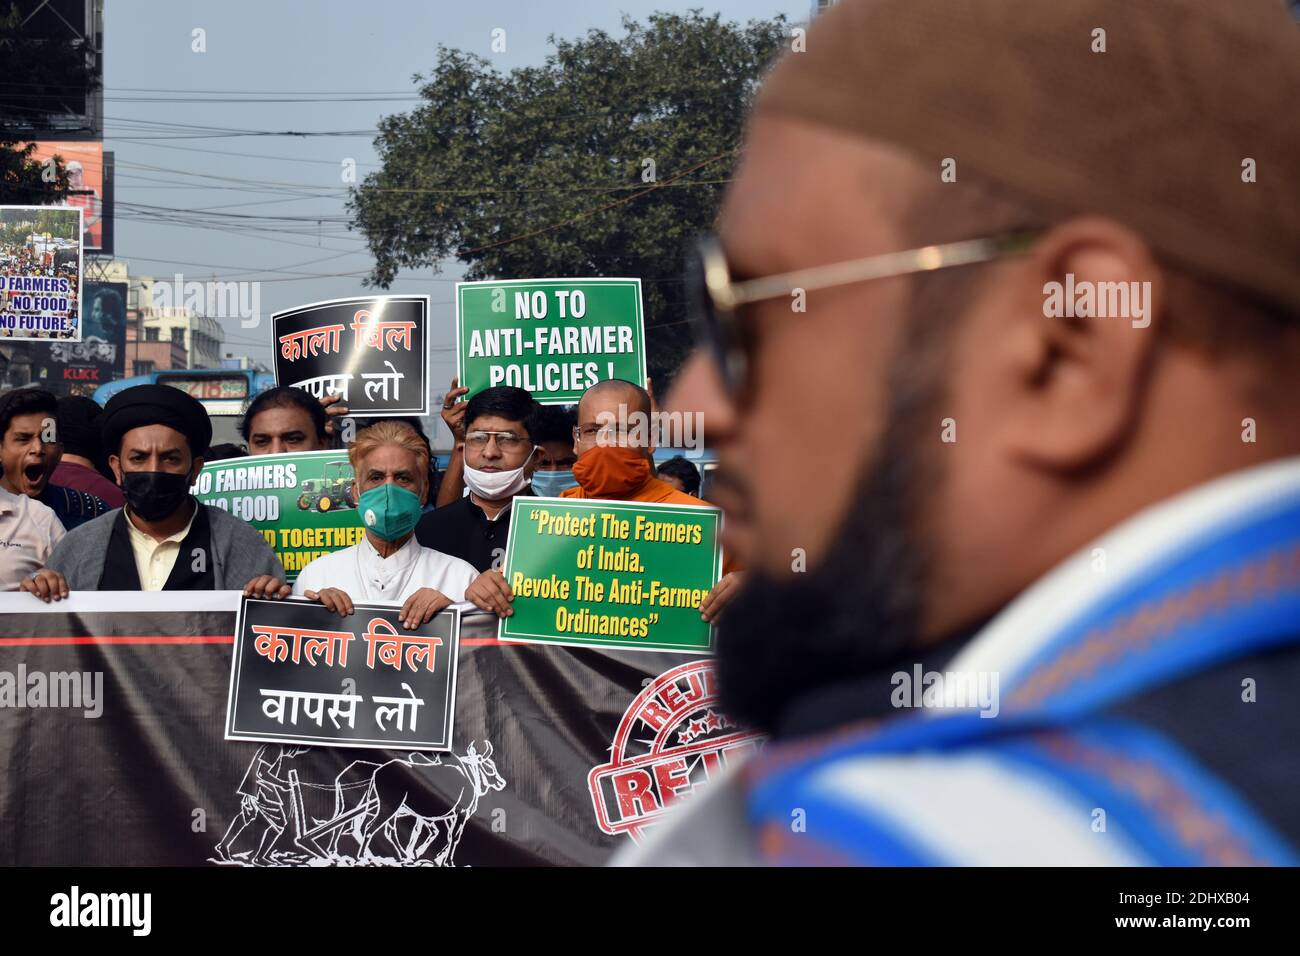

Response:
(0, 485), (64, 591)
(124, 502), (198, 591)
(292, 532), (478, 605)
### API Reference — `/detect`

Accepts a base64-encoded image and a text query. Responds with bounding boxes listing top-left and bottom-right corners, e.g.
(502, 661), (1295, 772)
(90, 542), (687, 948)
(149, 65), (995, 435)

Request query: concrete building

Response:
(144, 306), (224, 370)
(125, 275), (226, 371)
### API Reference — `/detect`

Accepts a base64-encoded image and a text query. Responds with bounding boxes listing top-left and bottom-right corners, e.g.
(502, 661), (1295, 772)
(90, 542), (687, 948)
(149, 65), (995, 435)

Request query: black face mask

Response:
(121, 470), (192, 522)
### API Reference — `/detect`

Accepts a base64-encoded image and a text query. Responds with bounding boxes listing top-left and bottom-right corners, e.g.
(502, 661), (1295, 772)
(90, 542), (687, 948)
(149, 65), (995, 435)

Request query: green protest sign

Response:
(500, 497), (722, 653)
(191, 450), (365, 582)
(456, 278), (646, 404)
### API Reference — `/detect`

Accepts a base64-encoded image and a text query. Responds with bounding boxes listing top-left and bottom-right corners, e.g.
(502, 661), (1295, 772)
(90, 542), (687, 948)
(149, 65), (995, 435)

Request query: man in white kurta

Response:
(292, 533), (476, 607)
(246, 420), (477, 630)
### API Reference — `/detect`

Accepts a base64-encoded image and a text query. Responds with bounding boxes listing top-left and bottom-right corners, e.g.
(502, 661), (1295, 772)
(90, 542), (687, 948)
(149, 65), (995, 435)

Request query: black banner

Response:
(28, 280), (127, 395)
(273, 295), (429, 417)
(0, 592), (760, 867)
(227, 597), (459, 751)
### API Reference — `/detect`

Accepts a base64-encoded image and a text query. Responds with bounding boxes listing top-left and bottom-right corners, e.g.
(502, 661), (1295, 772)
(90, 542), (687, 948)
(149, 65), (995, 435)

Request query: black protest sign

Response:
(273, 295), (429, 416)
(226, 596), (459, 751)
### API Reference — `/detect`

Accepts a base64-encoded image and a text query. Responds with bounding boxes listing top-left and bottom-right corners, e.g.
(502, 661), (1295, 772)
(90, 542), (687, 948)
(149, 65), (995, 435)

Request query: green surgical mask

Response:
(358, 482), (423, 542)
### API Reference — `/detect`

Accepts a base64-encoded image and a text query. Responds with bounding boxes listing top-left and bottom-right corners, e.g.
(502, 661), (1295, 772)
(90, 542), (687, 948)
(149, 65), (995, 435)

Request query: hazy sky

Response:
(104, 0), (810, 437)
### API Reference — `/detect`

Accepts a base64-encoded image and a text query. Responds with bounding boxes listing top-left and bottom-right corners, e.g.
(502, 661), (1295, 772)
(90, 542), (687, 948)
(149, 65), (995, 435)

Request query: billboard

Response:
(23, 141), (113, 254)
(0, 205), (83, 342)
(28, 279), (126, 394)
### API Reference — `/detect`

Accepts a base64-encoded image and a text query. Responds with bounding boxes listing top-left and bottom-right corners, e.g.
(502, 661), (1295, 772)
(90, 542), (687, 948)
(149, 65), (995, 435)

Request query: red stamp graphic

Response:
(589, 659), (763, 843)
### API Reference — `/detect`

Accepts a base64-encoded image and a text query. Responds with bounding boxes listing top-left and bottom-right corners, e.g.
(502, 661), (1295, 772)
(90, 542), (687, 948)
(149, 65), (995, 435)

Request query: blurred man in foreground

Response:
(623, 0), (1300, 865)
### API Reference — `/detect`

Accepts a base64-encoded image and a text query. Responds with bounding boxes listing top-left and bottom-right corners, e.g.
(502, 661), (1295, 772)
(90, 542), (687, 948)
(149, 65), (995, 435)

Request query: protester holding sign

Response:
(416, 386), (540, 573)
(354, 415), (443, 511)
(467, 379), (742, 623)
(283, 421), (478, 630)
(22, 384), (283, 598)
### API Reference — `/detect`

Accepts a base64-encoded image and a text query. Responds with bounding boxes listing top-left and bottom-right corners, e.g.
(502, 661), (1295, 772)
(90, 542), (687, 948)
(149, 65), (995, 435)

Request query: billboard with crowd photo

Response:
(0, 205), (83, 342)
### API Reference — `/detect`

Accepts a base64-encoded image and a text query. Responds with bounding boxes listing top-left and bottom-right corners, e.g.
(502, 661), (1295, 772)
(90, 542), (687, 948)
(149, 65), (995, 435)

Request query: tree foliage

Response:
(0, 138), (68, 205)
(349, 11), (790, 380)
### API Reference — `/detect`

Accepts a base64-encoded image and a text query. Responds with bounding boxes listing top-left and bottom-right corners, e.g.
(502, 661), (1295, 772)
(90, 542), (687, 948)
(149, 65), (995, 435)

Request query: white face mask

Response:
(463, 455), (534, 501)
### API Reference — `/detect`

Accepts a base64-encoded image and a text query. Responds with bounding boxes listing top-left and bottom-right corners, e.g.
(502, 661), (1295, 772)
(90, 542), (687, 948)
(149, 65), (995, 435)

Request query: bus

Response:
(94, 368), (276, 448)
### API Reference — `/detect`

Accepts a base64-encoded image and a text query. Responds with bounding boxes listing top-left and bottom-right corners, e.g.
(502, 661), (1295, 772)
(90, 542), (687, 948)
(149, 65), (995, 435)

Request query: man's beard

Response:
(715, 314), (948, 736)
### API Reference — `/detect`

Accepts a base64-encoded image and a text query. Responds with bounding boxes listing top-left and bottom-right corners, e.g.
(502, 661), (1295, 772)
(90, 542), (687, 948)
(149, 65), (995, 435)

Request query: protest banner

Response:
(0, 205), (83, 342)
(500, 497), (722, 653)
(29, 280), (127, 395)
(191, 450), (364, 582)
(226, 596), (460, 752)
(273, 294), (429, 416)
(456, 278), (646, 404)
(0, 592), (759, 866)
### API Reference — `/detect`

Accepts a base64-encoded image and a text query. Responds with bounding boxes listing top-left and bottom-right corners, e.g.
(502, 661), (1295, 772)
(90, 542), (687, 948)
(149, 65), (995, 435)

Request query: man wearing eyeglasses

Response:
(466, 378), (743, 622)
(417, 386), (541, 574)
(616, 0), (1300, 866)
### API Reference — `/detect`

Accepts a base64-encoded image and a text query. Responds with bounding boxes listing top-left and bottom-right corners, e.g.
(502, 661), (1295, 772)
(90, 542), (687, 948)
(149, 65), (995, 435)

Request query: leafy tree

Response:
(0, 138), (68, 205)
(349, 11), (791, 382)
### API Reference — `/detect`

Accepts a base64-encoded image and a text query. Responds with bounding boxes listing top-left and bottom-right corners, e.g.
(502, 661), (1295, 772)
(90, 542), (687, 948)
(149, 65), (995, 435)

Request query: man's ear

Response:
(189, 457), (205, 485)
(108, 454), (123, 485)
(991, 216), (1165, 473)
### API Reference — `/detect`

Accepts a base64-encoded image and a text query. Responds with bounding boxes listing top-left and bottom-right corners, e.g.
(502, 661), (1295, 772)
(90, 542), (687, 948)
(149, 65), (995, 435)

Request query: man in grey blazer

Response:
(21, 384), (283, 599)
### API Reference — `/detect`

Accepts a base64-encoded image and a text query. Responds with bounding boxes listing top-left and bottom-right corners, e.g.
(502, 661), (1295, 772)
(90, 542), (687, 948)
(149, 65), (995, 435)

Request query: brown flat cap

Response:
(757, 0), (1300, 314)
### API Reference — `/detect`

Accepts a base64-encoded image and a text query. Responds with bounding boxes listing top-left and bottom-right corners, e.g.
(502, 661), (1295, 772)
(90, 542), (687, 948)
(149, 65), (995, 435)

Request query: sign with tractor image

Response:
(193, 450), (366, 582)
(297, 459), (357, 514)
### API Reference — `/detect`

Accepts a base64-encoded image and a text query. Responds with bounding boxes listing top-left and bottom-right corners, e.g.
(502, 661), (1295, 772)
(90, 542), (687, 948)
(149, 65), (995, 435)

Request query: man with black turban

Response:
(22, 383), (284, 597)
